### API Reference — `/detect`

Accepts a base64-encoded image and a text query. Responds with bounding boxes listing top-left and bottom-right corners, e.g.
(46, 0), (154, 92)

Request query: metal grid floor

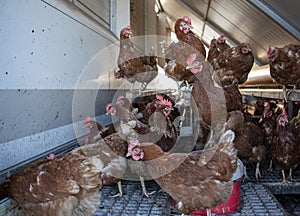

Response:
(0, 178), (291, 216)
(245, 162), (300, 195)
(93, 180), (287, 216)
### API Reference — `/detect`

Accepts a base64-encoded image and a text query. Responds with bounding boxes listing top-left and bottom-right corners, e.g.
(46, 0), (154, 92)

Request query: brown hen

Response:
(226, 110), (266, 180)
(272, 112), (300, 185)
(128, 130), (237, 215)
(174, 16), (206, 58)
(207, 34), (231, 65)
(0, 149), (104, 215)
(268, 44), (300, 89)
(188, 54), (242, 129)
(212, 43), (254, 87)
(0, 133), (129, 215)
(83, 116), (117, 145)
(73, 133), (128, 197)
(114, 26), (158, 92)
(148, 96), (179, 152)
(260, 101), (282, 170)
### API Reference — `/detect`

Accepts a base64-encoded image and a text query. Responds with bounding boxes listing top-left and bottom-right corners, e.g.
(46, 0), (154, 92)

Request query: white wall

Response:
(0, 0), (130, 171)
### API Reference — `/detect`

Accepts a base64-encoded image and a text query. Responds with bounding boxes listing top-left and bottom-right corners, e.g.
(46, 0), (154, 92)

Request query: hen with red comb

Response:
(271, 110), (300, 186)
(114, 25), (158, 93)
(174, 16), (206, 58)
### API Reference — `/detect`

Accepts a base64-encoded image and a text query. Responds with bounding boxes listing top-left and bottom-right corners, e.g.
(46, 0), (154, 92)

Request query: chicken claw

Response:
(280, 170), (292, 187)
(140, 176), (156, 197)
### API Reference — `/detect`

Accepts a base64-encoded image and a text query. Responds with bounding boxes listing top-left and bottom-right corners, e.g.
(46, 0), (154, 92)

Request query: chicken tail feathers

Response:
(0, 179), (12, 200)
(218, 130), (237, 157)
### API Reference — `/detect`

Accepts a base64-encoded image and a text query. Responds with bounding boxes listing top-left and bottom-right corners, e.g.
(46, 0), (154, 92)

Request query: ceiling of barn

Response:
(157, 0), (300, 66)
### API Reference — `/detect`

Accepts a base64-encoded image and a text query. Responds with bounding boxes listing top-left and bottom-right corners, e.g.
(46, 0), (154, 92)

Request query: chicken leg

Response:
(267, 160), (273, 171)
(255, 162), (262, 180)
(206, 208), (212, 216)
(110, 181), (123, 198)
(140, 176), (156, 197)
(281, 170), (292, 186)
(287, 168), (293, 181)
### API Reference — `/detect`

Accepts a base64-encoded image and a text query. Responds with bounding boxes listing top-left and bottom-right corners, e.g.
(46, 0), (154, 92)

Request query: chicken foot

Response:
(140, 176), (156, 197)
(109, 181), (123, 198)
(281, 170), (292, 187)
(255, 162), (262, 180)
(267, 160), (273, 171)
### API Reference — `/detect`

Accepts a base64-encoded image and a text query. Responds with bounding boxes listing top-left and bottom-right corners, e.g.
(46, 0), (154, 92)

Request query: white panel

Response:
(0, 0), (130, 172)
(0, 0), (117, 90)
(0, 122), (76, 171)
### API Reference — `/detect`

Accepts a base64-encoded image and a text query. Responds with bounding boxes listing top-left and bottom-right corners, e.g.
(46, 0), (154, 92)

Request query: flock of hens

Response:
(1, 16), (300, 216)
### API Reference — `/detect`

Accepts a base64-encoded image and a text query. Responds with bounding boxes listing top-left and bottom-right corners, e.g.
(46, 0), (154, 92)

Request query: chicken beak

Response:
(126, 152), (132, 158)
(186, 64), (193, 70)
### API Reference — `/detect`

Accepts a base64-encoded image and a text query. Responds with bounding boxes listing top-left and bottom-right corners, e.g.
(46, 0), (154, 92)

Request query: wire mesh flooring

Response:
(93, 180), (288, 216)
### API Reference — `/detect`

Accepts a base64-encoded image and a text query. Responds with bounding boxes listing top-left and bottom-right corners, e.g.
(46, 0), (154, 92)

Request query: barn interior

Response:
(0, 0), (299, 215)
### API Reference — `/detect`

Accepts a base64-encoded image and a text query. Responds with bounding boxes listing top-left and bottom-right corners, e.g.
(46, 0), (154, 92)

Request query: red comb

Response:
(186, 53), (197, 65)
(84, 116), (91, 124)
(128, 140), (139, 152)
(127, 25), (131, 30)
(183, 16), (191, 25)
(162, 99), (172, 108)
(106, 103), (112, 112)
(46, 153), (55, 160)
(156, 94), (164, 102)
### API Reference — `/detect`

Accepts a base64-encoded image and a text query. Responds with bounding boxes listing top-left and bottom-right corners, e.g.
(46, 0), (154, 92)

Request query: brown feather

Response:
(212, 43), (254, 87)
(268, 44), (300, 88)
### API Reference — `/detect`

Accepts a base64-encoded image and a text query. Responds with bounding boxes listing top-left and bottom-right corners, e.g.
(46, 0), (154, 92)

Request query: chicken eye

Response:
(133, 148), (140, 153)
